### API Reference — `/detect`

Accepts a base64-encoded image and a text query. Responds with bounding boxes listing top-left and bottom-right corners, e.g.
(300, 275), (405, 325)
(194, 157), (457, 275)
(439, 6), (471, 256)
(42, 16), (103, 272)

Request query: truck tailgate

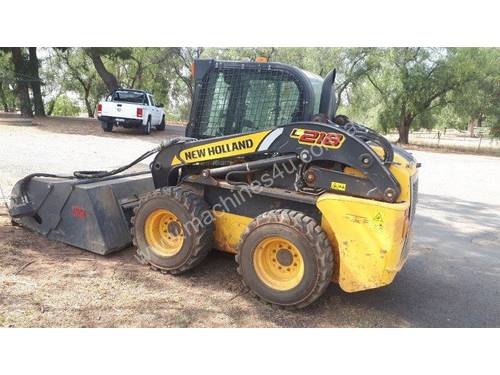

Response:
(101, 102), (141, 119)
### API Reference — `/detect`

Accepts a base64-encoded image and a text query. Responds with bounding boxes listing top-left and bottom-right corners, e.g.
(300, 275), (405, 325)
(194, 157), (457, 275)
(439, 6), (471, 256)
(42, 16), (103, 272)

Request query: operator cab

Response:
(186, 59), (336, 139)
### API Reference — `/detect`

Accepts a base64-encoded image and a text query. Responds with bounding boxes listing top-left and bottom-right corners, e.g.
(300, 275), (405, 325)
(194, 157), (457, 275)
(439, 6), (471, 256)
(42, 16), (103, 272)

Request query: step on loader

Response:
(9, 59), (419, 308)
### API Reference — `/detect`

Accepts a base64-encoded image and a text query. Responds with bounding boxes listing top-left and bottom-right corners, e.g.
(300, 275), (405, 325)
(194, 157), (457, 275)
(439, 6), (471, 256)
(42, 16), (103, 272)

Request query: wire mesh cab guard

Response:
(186, 60), (319, 139)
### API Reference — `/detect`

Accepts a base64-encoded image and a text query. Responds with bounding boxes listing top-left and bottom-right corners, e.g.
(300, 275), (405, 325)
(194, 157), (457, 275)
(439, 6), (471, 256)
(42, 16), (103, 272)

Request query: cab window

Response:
(196, 69), (303, 138)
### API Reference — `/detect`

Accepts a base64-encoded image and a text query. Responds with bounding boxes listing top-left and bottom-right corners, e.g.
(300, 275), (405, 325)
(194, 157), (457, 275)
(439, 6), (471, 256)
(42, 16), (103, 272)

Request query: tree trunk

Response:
(10, 48), (32, 117)
(87, 49), (119, 92)
(397, 122), (410, 144)
(397, 111), (413, 144)
(83, 88), (94, 117)
(28, 47), (45, 116)
(468, 119), (477, 137)
(46, 99), (57, 116)
(0, 81), (10, 112)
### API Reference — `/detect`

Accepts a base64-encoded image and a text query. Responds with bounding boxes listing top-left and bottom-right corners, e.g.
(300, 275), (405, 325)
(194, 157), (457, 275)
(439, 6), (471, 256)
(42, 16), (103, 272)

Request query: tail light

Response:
(97, 103), (102, 114)
(136, 107), (143, 118)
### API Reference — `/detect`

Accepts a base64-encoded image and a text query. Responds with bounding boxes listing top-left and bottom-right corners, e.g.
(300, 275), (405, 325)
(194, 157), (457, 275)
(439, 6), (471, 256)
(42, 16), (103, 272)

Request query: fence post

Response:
(476, 134), (483, 153)
(437, 131), (441, 148)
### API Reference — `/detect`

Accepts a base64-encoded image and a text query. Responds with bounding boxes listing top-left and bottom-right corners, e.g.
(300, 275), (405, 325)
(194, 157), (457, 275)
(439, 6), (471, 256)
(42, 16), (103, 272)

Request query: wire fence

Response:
(387, 129), (500, 155)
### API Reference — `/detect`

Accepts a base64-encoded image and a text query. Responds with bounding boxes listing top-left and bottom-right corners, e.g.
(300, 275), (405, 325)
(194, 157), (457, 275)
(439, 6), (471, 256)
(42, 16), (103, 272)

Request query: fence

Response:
(387, 129), (500, 155)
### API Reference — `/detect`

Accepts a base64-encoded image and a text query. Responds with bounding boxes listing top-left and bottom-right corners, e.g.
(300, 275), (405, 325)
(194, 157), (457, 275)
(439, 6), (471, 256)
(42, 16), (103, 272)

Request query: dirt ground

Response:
(1, 115), (499, 327)
(2, 205), (407, 328)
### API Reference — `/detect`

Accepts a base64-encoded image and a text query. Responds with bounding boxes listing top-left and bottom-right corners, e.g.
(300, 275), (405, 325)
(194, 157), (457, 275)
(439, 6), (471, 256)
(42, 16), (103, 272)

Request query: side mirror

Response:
(157, 103), (164, 108)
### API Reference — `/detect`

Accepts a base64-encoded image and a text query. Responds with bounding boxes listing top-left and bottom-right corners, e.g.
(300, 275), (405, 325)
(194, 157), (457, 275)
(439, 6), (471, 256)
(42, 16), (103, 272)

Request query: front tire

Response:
(131, 186), (213, 274)
(156, 116), (165, 131)
(236, 209), (334, 309)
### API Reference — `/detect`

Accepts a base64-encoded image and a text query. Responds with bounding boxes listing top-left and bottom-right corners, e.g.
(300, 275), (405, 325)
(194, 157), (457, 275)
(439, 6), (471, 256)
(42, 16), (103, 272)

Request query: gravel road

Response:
(1, 118), (499, 327)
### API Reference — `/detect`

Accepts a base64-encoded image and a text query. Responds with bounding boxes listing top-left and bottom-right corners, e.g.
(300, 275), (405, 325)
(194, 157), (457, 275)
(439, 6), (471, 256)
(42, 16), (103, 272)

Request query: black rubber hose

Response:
(333, 120), (394, 164)
(18, 136), (197, 202)
(73, 148), (158, 179)
(72, 136), (197, 179)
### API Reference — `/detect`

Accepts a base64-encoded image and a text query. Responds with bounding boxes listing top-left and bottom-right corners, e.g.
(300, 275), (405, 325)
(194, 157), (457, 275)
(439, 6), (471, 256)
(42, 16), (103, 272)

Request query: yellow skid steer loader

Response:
(9, 59), (419, 308)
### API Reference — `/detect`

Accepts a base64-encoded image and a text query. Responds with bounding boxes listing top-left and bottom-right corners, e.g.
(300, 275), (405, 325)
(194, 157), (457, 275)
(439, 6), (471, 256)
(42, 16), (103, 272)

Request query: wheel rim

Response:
(253, 236), (304, 291)
(144, 209), (184, 256)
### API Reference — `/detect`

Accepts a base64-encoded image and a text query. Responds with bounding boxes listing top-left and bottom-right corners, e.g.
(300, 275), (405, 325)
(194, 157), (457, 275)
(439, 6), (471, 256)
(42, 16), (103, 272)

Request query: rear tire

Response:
(156, 116), (165, 131)
(101, 121), (113, 132)
(236, 209), (334, 309)
(131, 186), (213, 274)
(143, 117), (152, 135)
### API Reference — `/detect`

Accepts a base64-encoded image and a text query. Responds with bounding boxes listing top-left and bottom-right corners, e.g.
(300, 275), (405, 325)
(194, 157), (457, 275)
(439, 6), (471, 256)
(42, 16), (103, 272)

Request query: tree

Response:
(364, 48), (474, 144)
(55, 48), (106, 117)
(10, 47), (32, 117)
(171, 47), (204, 97)
(28, 47), (45, 116)
(0, 50), (16, 112)
(85, 48), (120, 92)
(84, 48), (131, 92)
(51, 95), (81, 116)
(446, 48), (500, 136)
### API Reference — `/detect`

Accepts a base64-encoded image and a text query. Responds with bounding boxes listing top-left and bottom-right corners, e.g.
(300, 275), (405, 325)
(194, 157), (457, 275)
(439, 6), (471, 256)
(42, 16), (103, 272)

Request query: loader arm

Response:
(151, 121), (401, 203)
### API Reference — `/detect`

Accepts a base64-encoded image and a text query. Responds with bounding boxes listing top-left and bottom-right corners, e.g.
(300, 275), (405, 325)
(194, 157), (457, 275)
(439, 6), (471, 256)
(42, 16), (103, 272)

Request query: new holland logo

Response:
(290, 128), (345, 149)
(183, 139), (254, 161)
(173, 131), (271, 165)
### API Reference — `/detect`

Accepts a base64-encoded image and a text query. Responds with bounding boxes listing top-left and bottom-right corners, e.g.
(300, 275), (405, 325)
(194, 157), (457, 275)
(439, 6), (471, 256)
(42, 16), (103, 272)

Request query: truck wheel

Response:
(156, 116), (166, 131)
(131, 186), (213, 274)
(236, 209), (334, 309)
(143, 117), (152, 135)
(101, 121), (113, 132)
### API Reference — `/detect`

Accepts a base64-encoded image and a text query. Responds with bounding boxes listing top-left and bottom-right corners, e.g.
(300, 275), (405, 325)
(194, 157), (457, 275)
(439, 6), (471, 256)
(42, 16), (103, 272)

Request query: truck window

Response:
(112, 91), (147, 104)
(149, 95), (155, 106)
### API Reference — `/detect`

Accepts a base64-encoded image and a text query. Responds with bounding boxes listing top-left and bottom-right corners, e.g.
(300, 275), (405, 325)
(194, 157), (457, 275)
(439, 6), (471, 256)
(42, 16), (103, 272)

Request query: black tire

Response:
(131, 186), (213, 274)
(156, 116), (165, 131)
(236, 209), (334, 309)
(101, 121), (113, 132)
(142, 117), (152, 135)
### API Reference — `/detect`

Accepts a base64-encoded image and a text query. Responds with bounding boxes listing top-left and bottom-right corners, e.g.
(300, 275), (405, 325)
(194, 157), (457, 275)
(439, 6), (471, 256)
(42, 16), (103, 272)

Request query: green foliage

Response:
(447, 48), (500, 129)
(0, 50), (17, 111)
(50, 95), (81, 116)
(34, 47), (499, 144)
(42, 48), (107, 116)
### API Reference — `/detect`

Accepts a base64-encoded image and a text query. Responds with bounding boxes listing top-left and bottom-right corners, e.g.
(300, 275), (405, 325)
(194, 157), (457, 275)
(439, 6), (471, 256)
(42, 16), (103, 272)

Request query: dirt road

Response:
(1, 118), (499, 327)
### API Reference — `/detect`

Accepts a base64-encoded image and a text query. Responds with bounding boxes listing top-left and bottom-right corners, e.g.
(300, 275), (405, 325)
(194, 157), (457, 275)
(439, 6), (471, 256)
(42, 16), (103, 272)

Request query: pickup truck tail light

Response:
(97, 103), (102, 114)
(137, 107), (143, 118)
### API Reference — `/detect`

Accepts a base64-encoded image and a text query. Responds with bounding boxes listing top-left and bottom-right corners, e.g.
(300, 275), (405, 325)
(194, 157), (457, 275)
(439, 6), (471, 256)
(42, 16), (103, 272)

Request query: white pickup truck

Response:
(96, 89), (165, 135)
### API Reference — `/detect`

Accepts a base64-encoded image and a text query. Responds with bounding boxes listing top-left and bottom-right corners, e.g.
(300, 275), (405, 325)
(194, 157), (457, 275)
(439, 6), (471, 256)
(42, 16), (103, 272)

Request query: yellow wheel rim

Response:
(253, 236), (304, 291)
(144, 209), (184, 256)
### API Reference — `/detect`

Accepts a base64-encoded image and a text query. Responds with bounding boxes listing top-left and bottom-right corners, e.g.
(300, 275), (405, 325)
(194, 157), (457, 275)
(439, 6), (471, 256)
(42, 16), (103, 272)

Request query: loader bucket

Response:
(9, 172), (154, 255)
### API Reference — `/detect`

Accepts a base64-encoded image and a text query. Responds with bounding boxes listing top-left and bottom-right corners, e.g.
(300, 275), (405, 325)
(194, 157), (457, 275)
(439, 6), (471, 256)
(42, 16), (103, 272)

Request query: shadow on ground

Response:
(310, 193), (500, 327)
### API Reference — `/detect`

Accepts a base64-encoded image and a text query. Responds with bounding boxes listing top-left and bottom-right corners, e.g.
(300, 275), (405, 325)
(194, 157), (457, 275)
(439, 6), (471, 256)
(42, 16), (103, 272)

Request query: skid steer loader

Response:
(9, 59), (419, 308)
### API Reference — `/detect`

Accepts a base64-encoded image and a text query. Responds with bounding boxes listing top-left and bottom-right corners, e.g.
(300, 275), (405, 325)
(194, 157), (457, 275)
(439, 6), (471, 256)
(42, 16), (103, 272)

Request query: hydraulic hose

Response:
(17, 136), (197, 207)
(332, 119), (394, 164)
